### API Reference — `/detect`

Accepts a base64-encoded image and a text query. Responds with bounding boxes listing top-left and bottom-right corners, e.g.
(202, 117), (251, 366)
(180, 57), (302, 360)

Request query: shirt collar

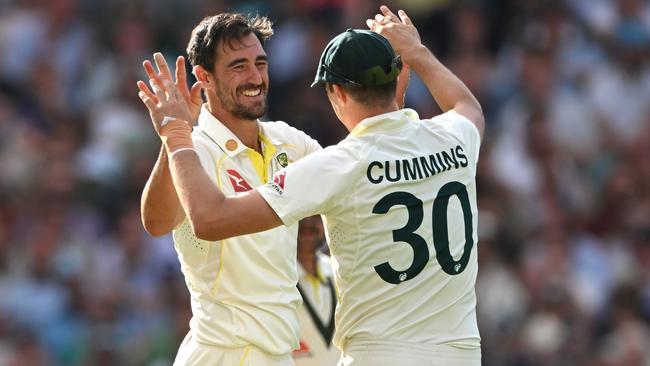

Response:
(196, 105), (283, 157)
(196, 104), (251, 157)
(298, 259), (327, 283)
(349, 108), (419, 137)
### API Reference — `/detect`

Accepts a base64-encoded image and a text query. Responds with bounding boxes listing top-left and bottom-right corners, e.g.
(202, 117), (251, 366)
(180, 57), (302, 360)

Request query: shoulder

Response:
(191, 127), (225, 160)
(261, 120), (312, 142)
(428, 110), (478, 130)
(299, 143), (358, 170)
(425, 111), (481, 142)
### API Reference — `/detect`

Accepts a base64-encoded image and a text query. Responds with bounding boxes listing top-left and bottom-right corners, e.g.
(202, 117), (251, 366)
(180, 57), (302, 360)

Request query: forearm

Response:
(168, 150), (226, 233)
(141, 145), (183, 235)
(394, 64), (410, 108)
(168, 150), (283, 241)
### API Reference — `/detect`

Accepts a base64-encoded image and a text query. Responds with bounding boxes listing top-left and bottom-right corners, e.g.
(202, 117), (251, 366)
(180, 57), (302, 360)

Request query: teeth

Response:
(242, 89), (261, 97)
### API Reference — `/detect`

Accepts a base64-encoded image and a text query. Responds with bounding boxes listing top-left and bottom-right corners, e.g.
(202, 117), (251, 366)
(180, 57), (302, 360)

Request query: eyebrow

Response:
(227, 55), (268, 68)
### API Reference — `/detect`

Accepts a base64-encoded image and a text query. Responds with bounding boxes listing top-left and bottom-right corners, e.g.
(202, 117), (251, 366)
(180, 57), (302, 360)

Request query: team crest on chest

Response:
(226, 169), (253, 192)
(276, 152), (289, 168)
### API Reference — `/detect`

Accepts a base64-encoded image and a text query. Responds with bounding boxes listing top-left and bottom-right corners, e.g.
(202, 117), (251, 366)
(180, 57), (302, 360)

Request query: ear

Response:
(331, 84), (347, 105)
(194, 66), (212, 87)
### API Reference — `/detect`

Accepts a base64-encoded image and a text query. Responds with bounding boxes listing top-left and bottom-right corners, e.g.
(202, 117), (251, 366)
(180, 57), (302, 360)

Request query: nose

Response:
(247, 66), (264, 85)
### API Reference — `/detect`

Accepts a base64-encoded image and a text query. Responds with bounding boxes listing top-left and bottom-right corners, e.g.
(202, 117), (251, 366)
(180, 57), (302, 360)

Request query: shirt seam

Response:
(349, 135), (380, 276)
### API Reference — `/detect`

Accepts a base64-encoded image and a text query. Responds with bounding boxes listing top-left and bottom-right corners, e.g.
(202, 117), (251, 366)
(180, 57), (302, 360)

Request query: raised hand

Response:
(138, 75), (193, 136)
(137, 53), (203, 123)
(366, 6), (421, 60)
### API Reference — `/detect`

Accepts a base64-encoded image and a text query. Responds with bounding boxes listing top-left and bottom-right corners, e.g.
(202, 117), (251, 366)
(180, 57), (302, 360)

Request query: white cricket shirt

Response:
(258, 109), (482, 350)
(173, 106), (321, 355)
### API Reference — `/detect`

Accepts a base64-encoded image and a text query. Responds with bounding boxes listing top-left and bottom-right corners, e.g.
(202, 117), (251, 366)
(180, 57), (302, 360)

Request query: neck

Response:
(206, 98), (260, 152)
(342, 101), (400, 132)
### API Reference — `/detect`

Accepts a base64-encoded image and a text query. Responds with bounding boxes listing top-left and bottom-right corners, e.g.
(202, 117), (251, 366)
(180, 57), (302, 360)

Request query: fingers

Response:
(189, 81), (203, 104)
(150, 76), (166, 101)
(367, 18), (379, 31)
(398, 9), (412, 25)
(143, 60), (159, 81)
(380, 5), (399, 21)
(138, 90), (157, 110)
(154, 52), (172, 80)
(137, 80), (159, 105)
(163, 79), (183, 102)
(175, 56), (189, 93)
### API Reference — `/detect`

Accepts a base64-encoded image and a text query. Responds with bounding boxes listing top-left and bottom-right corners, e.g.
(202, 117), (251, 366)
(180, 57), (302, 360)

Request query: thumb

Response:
(189, 81), (204, 103)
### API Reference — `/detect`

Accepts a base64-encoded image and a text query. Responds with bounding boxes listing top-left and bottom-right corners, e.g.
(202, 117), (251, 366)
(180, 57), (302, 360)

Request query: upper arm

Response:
(453, 102), (484, 141)
(140, 149), (186, 236)
(257, 147), (356, 226)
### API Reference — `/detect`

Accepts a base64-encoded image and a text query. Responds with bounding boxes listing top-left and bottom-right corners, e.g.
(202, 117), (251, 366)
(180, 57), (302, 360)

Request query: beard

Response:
(216, 82), (268, 120)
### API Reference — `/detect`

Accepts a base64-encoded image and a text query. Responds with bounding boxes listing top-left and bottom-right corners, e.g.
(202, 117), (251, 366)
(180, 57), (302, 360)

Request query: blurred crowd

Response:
(0, 0), (649, 365)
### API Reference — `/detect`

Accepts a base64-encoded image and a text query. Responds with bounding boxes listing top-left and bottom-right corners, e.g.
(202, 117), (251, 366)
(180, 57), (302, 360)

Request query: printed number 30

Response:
(371, 181), (474, 284)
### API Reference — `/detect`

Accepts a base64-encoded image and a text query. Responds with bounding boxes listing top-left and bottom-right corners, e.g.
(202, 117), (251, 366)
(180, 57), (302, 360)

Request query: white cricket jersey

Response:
(173, 105), (321, 355)
(293, 253), (340, 366)
(258, 109), (482, 351)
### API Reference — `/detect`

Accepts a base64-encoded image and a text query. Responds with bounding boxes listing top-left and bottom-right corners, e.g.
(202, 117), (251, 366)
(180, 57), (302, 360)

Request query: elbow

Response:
(189, 216), (226, 242)
(142, 219), (172, 237)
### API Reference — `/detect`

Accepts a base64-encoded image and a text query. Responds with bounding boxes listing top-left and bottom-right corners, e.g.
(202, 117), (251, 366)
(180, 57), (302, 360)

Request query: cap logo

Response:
(226, 169), (252, 192)
(357, 56), (401, 86)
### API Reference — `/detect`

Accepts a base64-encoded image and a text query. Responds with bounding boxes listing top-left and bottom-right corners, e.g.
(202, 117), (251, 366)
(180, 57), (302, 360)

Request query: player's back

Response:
(325, 109), (482, 350)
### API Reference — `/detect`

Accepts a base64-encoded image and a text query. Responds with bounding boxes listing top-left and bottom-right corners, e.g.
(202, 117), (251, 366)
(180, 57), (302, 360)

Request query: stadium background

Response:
(0, 0), (649, 364)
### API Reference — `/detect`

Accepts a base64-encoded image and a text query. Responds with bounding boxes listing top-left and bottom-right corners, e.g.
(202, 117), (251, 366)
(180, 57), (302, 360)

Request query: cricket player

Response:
(141, 6), (484, 366)
(293, 216), (340, 366)
(138, 13), (323, 366)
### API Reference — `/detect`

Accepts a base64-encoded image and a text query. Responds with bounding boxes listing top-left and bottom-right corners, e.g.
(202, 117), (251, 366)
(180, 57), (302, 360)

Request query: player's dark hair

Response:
(187, 13), (273, 72)
(327, 81), (397, 107)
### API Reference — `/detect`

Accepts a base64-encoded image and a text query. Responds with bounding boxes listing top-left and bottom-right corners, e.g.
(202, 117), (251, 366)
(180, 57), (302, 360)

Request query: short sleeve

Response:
(437, 110), (482, 164)
(296, 128), (322, 157)
(256, 147), (356, 226)
(261, 121), (322, 158)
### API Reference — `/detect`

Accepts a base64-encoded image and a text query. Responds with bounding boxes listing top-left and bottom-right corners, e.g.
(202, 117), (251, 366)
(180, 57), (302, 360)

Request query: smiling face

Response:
(207, 32), (269, 121)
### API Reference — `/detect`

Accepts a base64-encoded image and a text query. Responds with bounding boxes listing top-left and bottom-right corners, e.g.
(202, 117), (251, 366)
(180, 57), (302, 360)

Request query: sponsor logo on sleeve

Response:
(226, 169), (253, 192)
(269, 170), (286, 194)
